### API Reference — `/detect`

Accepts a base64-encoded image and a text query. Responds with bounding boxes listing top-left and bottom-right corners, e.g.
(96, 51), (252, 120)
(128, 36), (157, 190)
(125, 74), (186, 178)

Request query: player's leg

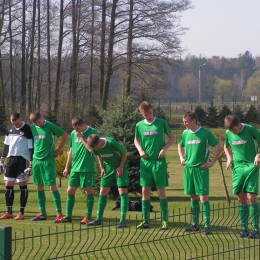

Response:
(116, 165), (129, 227)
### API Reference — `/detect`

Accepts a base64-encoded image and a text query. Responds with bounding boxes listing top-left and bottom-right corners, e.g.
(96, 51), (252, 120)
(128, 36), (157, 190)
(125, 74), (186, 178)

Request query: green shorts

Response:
(140, 158), (168, 188)
(100, 164), (128, 188)
(183, 166), (209, 195)
(32, 157), (56, 186)
(68, 171), (96, 188)
(232, 162), (259, 195)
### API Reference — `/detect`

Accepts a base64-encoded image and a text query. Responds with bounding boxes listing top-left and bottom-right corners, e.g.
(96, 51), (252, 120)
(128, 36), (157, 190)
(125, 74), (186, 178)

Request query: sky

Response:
(180, 0), (260, 59)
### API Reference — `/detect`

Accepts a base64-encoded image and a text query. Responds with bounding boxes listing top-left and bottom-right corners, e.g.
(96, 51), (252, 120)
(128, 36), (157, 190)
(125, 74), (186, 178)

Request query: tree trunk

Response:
(21, 0), (26, 114)
(36, 0), (41, 111)
(99, 0), (106, 106)
(102, 0), (117, 110)
(47, 0), (52, 110)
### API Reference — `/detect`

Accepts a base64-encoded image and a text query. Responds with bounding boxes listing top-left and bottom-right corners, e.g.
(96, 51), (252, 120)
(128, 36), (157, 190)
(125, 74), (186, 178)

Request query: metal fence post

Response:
(0, 226), (12, 260)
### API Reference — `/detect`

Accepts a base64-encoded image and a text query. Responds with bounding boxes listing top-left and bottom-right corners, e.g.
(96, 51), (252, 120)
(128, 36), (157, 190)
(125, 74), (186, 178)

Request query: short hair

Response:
(71, 116), (83, 127)
(87, 134), (100, 148)
(139, 101), (153, 113)
(30, 112), (42, 123)
(224, 115), (240, 130)
(183, 111), (198, 124)
(10, 112), (21, 122)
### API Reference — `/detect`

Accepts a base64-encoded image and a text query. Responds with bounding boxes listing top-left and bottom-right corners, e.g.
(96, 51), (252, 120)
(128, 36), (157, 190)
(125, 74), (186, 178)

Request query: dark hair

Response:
(10, 112), (21, 121)
(71, 116), (83, 127)
(139, 101), (153, 113)
(30, 112), (41, 123)
(183, 111), (198, 124)
(224, 115), (240, 130)
(87, 134), (100, 148)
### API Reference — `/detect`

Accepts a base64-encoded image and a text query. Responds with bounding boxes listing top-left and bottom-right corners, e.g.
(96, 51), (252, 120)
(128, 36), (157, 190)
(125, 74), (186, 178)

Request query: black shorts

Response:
(5, 156), (27, 179)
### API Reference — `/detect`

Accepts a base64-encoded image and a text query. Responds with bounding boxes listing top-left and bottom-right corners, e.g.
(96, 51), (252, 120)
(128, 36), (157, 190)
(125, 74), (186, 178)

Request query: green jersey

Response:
(135, 117), (172, 160)
(93, 137), (126, 168)
(31, 120), (65, 160)
(179, 126), (219, 167)
(225, 123), (260, 163)
(70, 126), (97, 172)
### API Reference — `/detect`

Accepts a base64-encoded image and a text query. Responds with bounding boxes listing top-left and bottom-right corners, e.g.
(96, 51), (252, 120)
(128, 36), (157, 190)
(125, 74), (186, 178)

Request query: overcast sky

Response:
(180, 0), (260, 59)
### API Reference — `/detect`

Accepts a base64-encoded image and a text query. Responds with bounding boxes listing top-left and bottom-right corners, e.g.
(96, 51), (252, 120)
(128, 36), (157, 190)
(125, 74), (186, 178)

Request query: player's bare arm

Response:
(254, 153), (260, 167)
(76, 131), (93, 153)
(54, 132), (69, 158)
(97, 155), (105, 177)
(134, 138), (147, 158)
(63, 148), (72, 177)
(158, 133), (175, 158)
(223, 145), (233, 170)
(116, 150), (127, 177)
(202, 143), (222, 169)
(178, 144), (185, 166)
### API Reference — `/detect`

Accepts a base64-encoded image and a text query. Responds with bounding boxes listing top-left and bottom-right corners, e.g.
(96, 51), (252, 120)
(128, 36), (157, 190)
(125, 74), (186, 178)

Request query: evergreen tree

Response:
(217, 105), (232, 127)
(45, 108), (58, 125)
(205, 100), (218, 128)
(244, 105), (258, 124)
(233, 104), (244, 122)
(95, 94), (142, 197)
(0, 105), (7, 134)
(194, 105), (207, 126)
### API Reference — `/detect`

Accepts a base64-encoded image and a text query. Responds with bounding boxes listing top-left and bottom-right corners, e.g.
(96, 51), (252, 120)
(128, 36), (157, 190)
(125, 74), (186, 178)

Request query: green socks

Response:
(86, 194), (94, 219)
(249, 203), (259, 231)
(52, 190), (62, 214)
(37, 190), (46, 215)
(120, 193), (129, 222)
(97, 195), (108, 221)
(160, 198), (168, 222)
(65, 194), (75, 218)
(142, 199), (150, 223)
(202, 201), (210, 227)
(191, 199), (200, 226)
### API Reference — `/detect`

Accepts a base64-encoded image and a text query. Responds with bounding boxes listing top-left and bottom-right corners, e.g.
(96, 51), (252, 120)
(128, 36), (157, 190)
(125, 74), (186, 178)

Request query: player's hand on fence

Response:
(254, 154), (260, 167)
(24, 166), (32, 176)
(0, 158), (5, 174)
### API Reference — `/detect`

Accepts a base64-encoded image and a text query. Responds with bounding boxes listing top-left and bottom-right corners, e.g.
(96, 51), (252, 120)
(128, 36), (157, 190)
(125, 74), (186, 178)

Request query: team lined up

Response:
(0, 101), (259, 238)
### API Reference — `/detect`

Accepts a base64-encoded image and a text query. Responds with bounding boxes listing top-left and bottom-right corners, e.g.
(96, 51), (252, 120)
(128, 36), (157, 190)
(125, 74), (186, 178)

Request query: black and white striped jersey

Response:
(3, 122), (33, 160)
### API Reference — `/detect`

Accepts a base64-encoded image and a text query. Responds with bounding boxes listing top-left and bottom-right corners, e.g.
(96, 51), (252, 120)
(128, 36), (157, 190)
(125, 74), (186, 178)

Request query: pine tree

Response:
(95, 94), (142, 197)
(217, 105), (232, 127)
(233, 104), (244, 122)
(244, 105), (258, 124)
(194, 105), (207, 126)
(206, 100), (218, 128)
(0, 105), (7, 134)
(45, 108), (58, 125)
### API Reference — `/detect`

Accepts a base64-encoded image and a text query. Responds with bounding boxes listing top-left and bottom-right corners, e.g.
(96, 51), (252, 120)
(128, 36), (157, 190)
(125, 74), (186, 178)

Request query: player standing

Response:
(0, 113), (33, 220)
(57, 117), (97, 223)
(178, 111), (222, 235)
(134, 101), (174, 229)
(30, 112), (68, 222)
(224, 115), (260, 239)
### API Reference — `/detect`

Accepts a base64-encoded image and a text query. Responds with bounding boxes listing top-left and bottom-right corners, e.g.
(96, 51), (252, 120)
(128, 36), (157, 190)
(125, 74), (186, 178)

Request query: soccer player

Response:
(86, 134), (129, 228)
(178, 111), (222, 235)
(30, 112), (68, 222)
(134, 101), (174, 229)
(57, 116), (97, 223)
(224, 115), (260, 239)
(0, 113), (33, 220)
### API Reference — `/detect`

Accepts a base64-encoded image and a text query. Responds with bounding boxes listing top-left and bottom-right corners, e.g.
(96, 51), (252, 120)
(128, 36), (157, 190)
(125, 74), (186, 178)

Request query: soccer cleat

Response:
(117, 221), (126, 228)
(31, 213), (47, 221)
(87, 219), (102, 226)
(80, 217), (89, 225)
(238, 229), (249, 238)
(137, 221), (149, 229)
(248, 230), (259, 239)
(54, 213), (62, 223)
(0, 212), (13, 219)
(204, 226), (211, 235)
(57, 216), (72, 223)
(161, 221), (168, 230)
(185, 224), (200, 232)
(15, 212), (24, 220)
